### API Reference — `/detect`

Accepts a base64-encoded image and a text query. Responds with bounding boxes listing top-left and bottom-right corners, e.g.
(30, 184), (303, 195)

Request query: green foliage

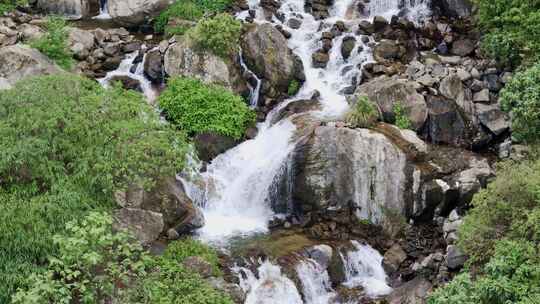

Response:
(428, 240), (540, 304)
(474, 0), (540, 66)
(0, 75), (187, 302)
(345, 95), (379, 128)
(30, 16), (74, 70)
(186, 13), (242, 58)
(500, 63), (540, 143)
(393, 102), (412, 130)
(154, 0), (233, 34)
(159, 77), (255, 139)
(288, 79), (300, 96)
(12, 212), (151, 304)
(163, 238), (222, 276)
(0, 0), (26, 14)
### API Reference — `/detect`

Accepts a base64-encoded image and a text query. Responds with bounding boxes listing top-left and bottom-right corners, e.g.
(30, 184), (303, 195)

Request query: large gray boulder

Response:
(67, 27), (95, 60)
(241, 23), (303, 94)
(353, 76), (428, 131)
(0, 44), (63, 85)
(164, 37), (247, 95)
(113, 208), (164, 244)
(107, 0), (172, 26)
(387, 277), (432, 304)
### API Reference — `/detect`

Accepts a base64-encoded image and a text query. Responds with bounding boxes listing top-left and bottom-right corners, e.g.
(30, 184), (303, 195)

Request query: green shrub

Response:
(457, 158), (540, 266)
(187, 13), (242, 58)
(159, 77), (255, 139)
(30, 16), (74, 70)
(345, 95), (379, 128)
(163, 238), (222, 276)
(0, 75), (187, 302)
(288, 79), (300, 96)
(428, 240), (540, 304)
(500, 63), (540, 143)
(154, 0), (233, 34)
(393, 102), (412, 129)
(12, 212), (151, 303)
(0, 0), (26, 14)
(474, 0), (540, 67)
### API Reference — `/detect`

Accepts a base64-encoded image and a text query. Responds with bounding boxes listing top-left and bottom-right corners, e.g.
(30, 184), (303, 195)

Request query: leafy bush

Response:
(0, 0), (26, 14)
(154, 0), (233, 34)
(0, 75), (186, 302)
(12, 212), (151, 303)
(163, 238), (222, 276)
(159, 77), (255, 139)
(288, 79), (300, 96)
(393, 102), (412, 129)
(475, 0), (540, 66)
(345, 95), (379, 128)
(30, 16), (74, 70)
(187, 13), (242, 58)
(500, 63), (540, 143)
(428, 240), (540, 304)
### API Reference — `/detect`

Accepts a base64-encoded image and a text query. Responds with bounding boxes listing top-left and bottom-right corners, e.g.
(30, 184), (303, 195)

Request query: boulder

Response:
(241, 23), (303, 93)
(383, 244), (408, 273)
(194, 132), (238, 162)
(107, 0), (171, 26)
(16, 24), (44, 41)
(164, 37), (247, 95)
(67, 27), (95, 59)
(450, 38), (475, 57)
(306, 244), (333, 269)
(424, 96), (470, 147)
(341, 36), (356, 60)
(182, 256), (214, 278)
(387, 277), (432, 304)
(354, 76), (428, 131)
(446, 245), (467, 269)
(439, 74), (473, 117)
(312, 51), (329, 68)
(113, 208), (164, 244)
(143, 49), (163, 84)
(475, 103), (510, 136)
(109, 75), (142, 92)
(0, 44), (63, 85)
(434, 0), (473, 18)
(373, 40), (405, 63)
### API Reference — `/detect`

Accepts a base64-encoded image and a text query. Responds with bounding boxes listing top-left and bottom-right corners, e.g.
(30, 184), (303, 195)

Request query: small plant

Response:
(30, 16), (74, 70)
(163, 238), (222, 276)
(187, 13), (242, 58)
(288, 79), (300, 96)
(12, 212), (151, 303)
(154, 0), (233, 34)
(393, 102), (412, 129)
(0, 0), (26, 14)
(345, 95), (379, 128)
(159, 77), (255, 139)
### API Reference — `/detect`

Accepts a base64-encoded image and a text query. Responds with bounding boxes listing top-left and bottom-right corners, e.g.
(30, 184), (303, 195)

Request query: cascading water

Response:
(368, 0), (430, 23)
(341, 241), (392, 297)
(93, 0), (111, 19)
(296, 259), (337, 304)
(98, 48), (158, 102)
(239, 50), (262, 107)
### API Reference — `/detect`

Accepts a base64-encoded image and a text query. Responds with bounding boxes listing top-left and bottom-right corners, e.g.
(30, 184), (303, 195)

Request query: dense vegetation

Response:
(30, 16), (74, 70)
(475, 0), (540, 67)
(159, 77), (255, 139)
(0, 0), (26, 14)
(154, 0), (233, 34)
(345, 96), (379, 128)
(0, 75), (186, 302)
(13, 212), (233, 304)
(187, 13), (242, 58)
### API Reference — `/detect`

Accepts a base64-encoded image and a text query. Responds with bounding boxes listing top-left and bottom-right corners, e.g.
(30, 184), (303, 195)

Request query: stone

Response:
(143, 49), (163, 84)
(484, 73), (502, 92)
(341, 36), (356, 60)
(306, 244), (333, 269)
(67, 27), (95, 59)
(328, 248), (347, 285)
(207, 277), (246, 304)
(450, 38), (475, 56)
(287, 18), (302, 29)
(107, 0), (170, 26)
(0, 44), (63, 85)
(456, 68), (471, 81)
(113, 208), (164, 244)
(36, 0), (95, 18)
(446, 245), (467, 269)
(182, 256), (213, 278)
(354, 76), (428, 130)
(165, 37), (247, 95)
(440, 74), (473, 116)
(473, 89), (490, 103)
(0, 77), (11, 90)
(373, 40), (403, 63)
(475, 103), (510, 136)
(470, 79), (485, 92)
(387, 277), (432, 304)
(109, 75), (142, 92)
(383, 244), (408, 273)
(16, 24), (44, 41)
(193, 132), (239, 163)
(454, 157), (493, 204)
(312, 51), (329, 68)
(241, 23), (303, 93)
(439, 55), (461, 65)
(373, 15), (389, 32)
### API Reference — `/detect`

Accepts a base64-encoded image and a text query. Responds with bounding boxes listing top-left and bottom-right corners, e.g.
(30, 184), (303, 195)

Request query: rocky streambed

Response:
(0, 0), (519, 303)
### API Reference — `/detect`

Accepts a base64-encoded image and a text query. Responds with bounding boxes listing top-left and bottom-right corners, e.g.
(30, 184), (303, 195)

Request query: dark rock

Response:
(341, 36), (356, 60)
(373, 15), (389, 32)
(475, 103), (510, 136)
(450, 38), (475, 57)
(143, 49), (163, 84)
(387, 277), (432, 304)
(102, 56), (122, 71)
(383, 244), (407, 274)
(287, 18), (302, 29)
(446, 245), (467, 269)
(194, 132), (239, 162)
(312, 51), (329, 68)
(109, 75), (142, 92)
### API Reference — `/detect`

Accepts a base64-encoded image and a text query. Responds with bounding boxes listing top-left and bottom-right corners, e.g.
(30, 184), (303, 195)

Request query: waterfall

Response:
(234, 261), (304, 304)
(98, 48), (158, 102)
(341, 241), (392, 297)
(239, 50), (262, 107)
(368, 0), (430, 23)
(296, 259), (337, 304)
(94, 0), (111, 19)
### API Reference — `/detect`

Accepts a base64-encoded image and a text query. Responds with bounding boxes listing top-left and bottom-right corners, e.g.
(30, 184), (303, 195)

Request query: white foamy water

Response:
(342, 241), (392, 297)
(93, 0), (112, 19)
(235, 261), (304, 304)
(98, 49), (158, 102)
(296, 259), (337, 304)
(368, 0), (430, 24)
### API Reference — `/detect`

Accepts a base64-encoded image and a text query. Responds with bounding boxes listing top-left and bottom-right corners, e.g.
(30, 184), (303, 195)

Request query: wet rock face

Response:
(241, 23), (304, 94)
(164, 37), (247, 96)
(432, 0), (473, 18)
(36, 0), (97, 18)
(194, 133), (239, 163)
(143, 49), (163, 84)
(0, 44), (63, 85)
